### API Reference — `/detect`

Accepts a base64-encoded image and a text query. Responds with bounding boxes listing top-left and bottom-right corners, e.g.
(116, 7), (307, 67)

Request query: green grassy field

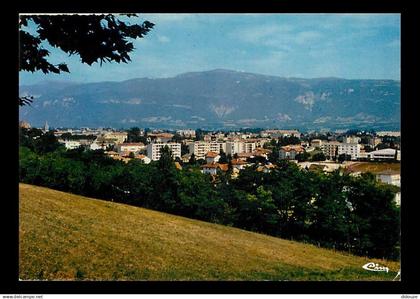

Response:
(19, 183), (400, 281)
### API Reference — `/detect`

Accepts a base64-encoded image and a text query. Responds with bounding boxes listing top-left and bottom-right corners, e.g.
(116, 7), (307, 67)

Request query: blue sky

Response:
(19, 13), (400, 85)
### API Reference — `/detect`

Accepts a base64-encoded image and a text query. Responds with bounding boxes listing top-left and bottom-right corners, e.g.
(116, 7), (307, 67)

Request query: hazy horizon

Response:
(19, 68), (401, 87)
(19, 13), (400, 85)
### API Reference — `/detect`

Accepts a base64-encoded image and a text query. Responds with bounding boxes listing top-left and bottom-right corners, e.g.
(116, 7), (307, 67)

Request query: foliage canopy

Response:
(19, 14), (154, 105)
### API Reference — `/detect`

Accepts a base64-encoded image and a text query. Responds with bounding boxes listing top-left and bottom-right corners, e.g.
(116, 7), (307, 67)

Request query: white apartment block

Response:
(147, 142), (181, 161)
(321, 141), (341, 159)
(251, 138), (269, 148)
(189, 142), (209, 160)
(225, 141), (241, 156)
(116, 143), (145, 154)
(210, 142), (225, 153)
(311, 139), (323, 148)
(189, 141), (226, 160)
(225, 141), (257, 155)
(190, 139), (269, 159)
(246, 141), (257, 153)
(337, 143), (361, 160)
(59, 140), (81, 150)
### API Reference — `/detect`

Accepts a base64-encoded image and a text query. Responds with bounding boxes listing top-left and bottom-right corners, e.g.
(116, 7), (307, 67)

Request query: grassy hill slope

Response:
(19, 183), (400, 281)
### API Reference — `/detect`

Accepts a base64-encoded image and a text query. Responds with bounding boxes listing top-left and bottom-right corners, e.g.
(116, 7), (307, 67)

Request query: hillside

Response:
(19, 69), (400, 130)
(19, 183), (400, 281)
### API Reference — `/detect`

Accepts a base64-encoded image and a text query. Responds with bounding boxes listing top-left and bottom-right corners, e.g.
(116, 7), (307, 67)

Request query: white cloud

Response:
(231, 24), (294, 44)
(231, 24), (322, 48)
(276, 113), (292, 122)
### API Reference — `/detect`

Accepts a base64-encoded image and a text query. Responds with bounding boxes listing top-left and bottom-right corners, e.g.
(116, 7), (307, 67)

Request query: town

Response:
(16, 13), (403, 283)
(19, 121), (401, 205)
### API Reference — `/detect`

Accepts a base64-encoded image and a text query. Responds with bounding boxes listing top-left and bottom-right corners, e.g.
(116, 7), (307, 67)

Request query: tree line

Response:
(19, 128), (400, 260)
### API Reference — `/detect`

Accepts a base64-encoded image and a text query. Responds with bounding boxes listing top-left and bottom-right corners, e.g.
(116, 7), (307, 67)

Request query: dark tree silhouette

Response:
(19, 95), (34, 106)
(19, 14), (154, 105)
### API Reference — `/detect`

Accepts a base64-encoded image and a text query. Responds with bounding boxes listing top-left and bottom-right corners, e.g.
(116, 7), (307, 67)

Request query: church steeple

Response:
(44, 121), (49, 132)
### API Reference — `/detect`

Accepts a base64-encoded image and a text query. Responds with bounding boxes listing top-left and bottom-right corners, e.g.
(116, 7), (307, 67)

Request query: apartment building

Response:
(147, 142), (181, 161)
(311, 139), (323, 148)
(225, 140), (257, 155)
(337, 143), (361, 160)
(279, 145), (305, 160)
(59, 140), (81, 150)
(116, 143), (145, 154)
(321, 141), (341, 160)
(189, 141), (226, 160)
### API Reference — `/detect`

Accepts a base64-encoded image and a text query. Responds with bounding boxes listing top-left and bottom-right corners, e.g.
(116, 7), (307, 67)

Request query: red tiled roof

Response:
(237, 152), (253, 158)
(200, 163), (229, 171)
(206, 151), (219, 158)
(218, 164), (229, 171)
(148, 133), (174, 138)
(280, 145), (304, 152)
(253, 148), (272, 155)
(231, 159), (248, 165)
(256, 164), (277, 172)
(201, 163), (219, 169)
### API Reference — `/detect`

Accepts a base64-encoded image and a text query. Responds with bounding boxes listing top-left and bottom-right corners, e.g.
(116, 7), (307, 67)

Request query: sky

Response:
(19, 13), (401, 85)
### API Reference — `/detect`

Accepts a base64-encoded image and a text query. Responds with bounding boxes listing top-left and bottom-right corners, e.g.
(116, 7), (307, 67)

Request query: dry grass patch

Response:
(347, 162), (400, 174)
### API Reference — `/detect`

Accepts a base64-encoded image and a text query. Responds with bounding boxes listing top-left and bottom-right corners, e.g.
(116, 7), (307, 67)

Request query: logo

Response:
(362, 262), (389, 273)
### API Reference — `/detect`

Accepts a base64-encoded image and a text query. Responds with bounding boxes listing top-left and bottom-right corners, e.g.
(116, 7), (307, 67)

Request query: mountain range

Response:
(19, 69), (400, 131)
